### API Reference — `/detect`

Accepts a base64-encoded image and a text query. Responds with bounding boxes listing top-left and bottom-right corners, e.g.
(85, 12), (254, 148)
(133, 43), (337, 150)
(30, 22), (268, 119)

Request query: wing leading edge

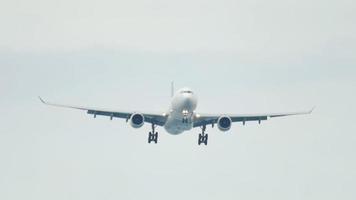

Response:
(39, 97), (167, 126)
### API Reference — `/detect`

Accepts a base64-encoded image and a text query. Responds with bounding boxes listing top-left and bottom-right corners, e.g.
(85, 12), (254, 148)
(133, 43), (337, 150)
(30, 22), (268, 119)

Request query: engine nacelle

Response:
(130, 113), (145, 128)
(217, 116), (232, 132)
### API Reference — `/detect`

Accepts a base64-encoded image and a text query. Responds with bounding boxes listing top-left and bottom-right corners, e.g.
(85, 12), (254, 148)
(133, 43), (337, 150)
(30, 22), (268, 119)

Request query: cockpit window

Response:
(181, 90), (193, 94)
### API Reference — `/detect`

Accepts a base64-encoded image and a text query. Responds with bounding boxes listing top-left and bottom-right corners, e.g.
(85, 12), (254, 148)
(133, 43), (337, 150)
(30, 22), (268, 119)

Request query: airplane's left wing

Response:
(193, 108), (314, 128)
(39, 97), (167, 126)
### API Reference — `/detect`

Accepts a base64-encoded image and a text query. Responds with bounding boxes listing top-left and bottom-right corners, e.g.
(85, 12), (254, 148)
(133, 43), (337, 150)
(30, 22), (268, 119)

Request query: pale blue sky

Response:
(1, 0), (356, 199)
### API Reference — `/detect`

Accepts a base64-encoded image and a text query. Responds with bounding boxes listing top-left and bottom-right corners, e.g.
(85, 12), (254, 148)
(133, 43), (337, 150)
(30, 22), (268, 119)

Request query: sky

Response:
(1, 0), (356, 199)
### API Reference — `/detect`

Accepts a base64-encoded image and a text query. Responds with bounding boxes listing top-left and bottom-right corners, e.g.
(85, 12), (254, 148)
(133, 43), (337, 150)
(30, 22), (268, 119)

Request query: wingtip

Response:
(38, 96), (46, 104)
(309, 106), (316, 114)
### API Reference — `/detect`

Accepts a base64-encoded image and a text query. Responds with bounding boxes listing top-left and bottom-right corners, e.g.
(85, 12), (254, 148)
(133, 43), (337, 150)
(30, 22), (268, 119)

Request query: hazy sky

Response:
(1, 0), (356, 199)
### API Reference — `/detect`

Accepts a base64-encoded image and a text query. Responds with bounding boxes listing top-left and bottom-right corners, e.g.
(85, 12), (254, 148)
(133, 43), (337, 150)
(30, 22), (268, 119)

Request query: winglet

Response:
(309, 106), (316, 114)
(38, 96), (47, 104)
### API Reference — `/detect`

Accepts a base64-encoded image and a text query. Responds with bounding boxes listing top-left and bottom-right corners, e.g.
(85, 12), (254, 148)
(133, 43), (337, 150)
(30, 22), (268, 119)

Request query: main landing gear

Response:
(148, 123), (158, 144)
(198, 125), (208, 146)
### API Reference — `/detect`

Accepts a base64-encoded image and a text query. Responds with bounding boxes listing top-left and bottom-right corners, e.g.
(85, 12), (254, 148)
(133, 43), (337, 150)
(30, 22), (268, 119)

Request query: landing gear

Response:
(198, 125), (208, 145)
(182, 117), (189, 123)
(148, 123), (158, 144)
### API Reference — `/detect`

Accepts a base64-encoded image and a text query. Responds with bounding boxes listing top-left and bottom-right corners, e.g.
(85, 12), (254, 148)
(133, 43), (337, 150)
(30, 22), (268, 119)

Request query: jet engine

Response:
(130, 113), (145, 128)
(217, 116), (232, 131)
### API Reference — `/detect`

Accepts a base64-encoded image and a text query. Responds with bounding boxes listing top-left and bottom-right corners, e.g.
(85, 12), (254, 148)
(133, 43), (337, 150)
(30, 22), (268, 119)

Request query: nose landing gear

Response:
(198, 125), (208, 145)
(148, 123), (158, 144)
(182, 117), (189, 123)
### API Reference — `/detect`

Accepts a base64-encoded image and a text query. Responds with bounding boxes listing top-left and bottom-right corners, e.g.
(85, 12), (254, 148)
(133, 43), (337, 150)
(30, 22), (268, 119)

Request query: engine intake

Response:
(130, 113), (145, 128)
(217, 116), (232, 131)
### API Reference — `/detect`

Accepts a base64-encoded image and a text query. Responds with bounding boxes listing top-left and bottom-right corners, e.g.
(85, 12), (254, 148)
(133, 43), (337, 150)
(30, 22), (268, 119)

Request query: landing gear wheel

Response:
(198, 133), (208, 145)
(154, 132), (158, 143)
(148, 124), (158, 144)
(198, 125), (208, 146)
(204, 134), (208, 145)
(198, 134), (202, 145)
(148, 132), (152, 143)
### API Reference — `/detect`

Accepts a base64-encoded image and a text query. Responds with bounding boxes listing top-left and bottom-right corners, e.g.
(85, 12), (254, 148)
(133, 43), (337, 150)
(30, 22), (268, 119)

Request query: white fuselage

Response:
(164, 88), (198, 135)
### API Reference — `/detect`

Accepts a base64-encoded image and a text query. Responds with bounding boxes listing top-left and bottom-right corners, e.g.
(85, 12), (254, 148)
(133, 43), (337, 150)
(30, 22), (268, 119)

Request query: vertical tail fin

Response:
(171, 81), (175, 98)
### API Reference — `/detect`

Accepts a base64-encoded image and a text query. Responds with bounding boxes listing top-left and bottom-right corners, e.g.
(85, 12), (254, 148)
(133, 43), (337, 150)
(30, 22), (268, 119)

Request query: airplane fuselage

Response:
(164, 88), (198, 135)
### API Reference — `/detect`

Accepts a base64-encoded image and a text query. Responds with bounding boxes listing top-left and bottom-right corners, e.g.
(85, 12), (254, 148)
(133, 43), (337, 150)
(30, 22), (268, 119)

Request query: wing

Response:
(193, 108), (314, 127)
(39, 97), (167, 126)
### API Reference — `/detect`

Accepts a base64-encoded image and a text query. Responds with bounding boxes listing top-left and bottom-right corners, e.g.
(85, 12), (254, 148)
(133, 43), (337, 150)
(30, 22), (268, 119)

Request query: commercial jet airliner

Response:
(39, 85), (313, 145)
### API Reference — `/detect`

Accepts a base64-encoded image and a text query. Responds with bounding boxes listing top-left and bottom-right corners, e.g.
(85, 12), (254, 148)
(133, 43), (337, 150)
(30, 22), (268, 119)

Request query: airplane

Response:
(39, 85), (313, 145)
